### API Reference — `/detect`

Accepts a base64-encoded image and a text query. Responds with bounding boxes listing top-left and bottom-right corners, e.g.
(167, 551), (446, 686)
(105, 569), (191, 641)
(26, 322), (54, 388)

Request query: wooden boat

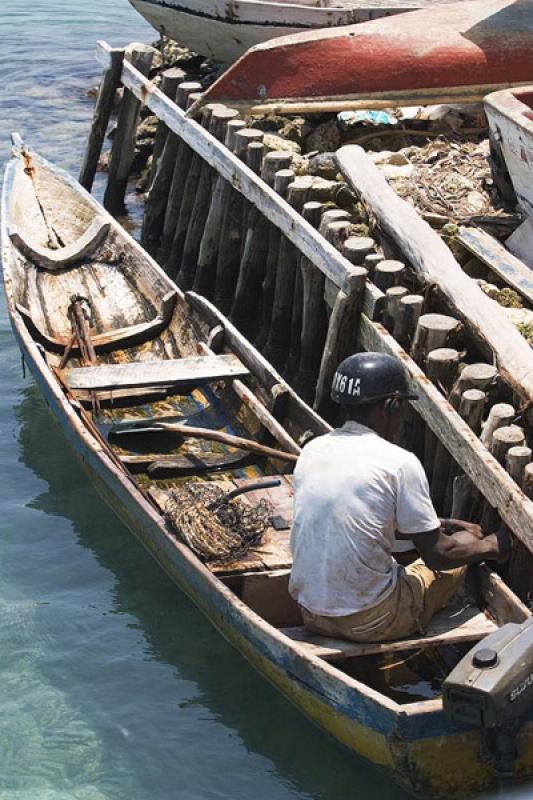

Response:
(485, 84), (533, 216)
(127, 0), (455, 64)
(198, 0), (533, 113)
(4, 138), (533, 799)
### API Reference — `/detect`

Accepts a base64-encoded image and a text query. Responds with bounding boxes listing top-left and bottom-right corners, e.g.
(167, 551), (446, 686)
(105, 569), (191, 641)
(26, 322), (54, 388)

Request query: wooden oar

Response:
(155, 422), (298, 463)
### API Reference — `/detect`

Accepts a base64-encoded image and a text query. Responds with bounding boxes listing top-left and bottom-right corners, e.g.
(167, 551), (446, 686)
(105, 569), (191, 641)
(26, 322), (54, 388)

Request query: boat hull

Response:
(485, 85), (533, 216)
(129, 0), (410, 62)
(201, 0), (533, 110)
(4, 151), (533, 798)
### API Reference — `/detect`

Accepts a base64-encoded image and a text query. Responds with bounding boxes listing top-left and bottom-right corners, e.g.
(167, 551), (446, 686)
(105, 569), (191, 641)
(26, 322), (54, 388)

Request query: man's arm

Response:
(402, 525), (509, 570)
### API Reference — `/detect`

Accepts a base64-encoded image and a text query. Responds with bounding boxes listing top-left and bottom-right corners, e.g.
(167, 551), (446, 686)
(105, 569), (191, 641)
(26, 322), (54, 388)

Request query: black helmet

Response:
(331, 352), (418, 405)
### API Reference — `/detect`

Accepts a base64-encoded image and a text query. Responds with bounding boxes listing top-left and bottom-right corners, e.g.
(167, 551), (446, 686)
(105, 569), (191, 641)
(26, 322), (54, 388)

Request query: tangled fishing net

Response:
(164, 483), (273, 564)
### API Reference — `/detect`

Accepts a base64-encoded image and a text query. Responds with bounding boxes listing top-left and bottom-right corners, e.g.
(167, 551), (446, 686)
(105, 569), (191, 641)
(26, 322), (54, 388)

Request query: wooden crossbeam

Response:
(64, 353), (249, 391)
(458, 225), (533, 306)
(95, 41), (363, 292)
(281, 606), (497, 661)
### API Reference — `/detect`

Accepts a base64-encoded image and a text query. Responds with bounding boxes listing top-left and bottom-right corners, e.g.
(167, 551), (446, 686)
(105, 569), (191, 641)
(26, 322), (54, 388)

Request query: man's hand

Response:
(440, 519), (485, 540)
(487, 527), (512, 564)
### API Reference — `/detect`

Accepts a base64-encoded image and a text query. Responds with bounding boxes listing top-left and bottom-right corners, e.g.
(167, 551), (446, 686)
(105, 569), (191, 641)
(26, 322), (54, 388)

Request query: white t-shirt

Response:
(289, 421), (440, 617)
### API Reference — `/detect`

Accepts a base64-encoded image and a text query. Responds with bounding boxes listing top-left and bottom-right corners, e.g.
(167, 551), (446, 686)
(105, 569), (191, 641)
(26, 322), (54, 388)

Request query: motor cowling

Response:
(443, 618), (533, 775)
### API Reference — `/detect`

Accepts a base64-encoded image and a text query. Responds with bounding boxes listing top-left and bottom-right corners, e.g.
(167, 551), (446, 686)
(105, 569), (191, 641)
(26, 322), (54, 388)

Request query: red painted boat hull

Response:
(201, 0), (533, 112)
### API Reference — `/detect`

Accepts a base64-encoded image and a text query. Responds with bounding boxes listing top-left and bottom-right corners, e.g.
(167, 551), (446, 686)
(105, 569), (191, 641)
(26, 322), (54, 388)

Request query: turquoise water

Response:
(0, 3), (524, 798)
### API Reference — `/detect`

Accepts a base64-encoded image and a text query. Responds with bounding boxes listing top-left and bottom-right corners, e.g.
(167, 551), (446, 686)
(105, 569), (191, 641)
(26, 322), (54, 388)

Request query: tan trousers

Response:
(301, 559), (466, 643)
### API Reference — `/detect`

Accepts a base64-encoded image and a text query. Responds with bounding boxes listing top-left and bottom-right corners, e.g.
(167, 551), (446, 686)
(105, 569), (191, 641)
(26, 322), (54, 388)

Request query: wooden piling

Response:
(149, 67), (186, 185)
(294, 201), (326, 401)
(411, 313), (461, 367)
(192, 119), (246, 296)
(382, 286), (409, 333)
(178, 106), (239, 290)
(392, 294), (424, 350)
(214, 128), (264, 314)
(142, 82), (201, 257)
(104, 43), (155, 215)
(230, 149), (284, 337)
(79, 46), (125, 192)
(314, 266), (368, 417)
(256, 166), (295, 348)
(508, 453), (533, 600)
(480, 402), (516, 447)
(262, 179), (312, 369)
(423, 348), (461, 482)
(343, 236), (375, 267)
(443, 388), (485, 512)
(170, 104), (222, 282)
(450, 389), (488, 520)
(448, 363), (499, 409)
(373, 260), (407, 293)
(364, 252), (385, 279)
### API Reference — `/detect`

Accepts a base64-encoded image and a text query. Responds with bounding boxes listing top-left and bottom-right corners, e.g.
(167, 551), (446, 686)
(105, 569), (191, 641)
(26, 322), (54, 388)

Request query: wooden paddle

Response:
(155, 422), (298, 463)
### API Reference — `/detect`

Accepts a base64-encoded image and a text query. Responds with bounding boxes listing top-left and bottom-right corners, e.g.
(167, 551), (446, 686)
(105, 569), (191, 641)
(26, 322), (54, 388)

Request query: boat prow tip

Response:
(10, 132), (25, 154)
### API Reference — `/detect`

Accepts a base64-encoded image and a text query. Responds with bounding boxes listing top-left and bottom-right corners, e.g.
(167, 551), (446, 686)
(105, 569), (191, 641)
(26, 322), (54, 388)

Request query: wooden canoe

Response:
(198, 0), (533, 113)
(3, 140), (533, 798)
(127, 0), (460, 64)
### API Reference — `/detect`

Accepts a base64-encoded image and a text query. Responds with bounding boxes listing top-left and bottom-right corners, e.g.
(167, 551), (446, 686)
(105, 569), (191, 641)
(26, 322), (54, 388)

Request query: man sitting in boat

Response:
(289, 352), (509, 643)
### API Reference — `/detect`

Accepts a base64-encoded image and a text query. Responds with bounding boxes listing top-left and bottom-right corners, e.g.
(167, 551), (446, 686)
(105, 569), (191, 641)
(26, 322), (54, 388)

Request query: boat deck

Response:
(149, 474), (294, 575)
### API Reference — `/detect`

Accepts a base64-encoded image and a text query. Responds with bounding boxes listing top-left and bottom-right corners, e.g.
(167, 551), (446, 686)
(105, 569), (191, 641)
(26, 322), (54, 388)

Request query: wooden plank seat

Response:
(10, 215), (110, 270)
(280, 601), (498, 661)
(16, 290), (177, 354)
(63, 352), (249, 391)
(118, 449), (253, 476)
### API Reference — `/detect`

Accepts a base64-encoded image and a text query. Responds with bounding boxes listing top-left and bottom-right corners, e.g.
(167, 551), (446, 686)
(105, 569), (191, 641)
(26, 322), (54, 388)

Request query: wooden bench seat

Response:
(64, 353), (249, 391)
(17, 290), (177, 355)
(10, 216), (110, 270)
(280, 602), (497, 660)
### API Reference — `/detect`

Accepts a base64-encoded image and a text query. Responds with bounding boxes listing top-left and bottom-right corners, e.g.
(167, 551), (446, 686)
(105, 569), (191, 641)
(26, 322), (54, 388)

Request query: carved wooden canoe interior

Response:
(3, 143), (533, 798)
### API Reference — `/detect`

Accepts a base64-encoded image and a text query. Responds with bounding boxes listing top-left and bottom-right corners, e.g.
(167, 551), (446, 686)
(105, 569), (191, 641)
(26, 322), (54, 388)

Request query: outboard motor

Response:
(443, 619), (533, 776)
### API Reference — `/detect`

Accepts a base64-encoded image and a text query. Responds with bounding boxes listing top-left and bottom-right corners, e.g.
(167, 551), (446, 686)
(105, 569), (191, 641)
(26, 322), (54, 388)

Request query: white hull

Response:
(129, 0), (409, 61)
(485, 86), (533, 217)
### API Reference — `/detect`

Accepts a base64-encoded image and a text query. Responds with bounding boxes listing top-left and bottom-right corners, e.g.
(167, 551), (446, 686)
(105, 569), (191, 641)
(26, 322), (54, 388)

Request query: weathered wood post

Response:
(373, 260), (407, 292)
(263, 179), (313, 369)
(229, 151), (291, 337)
(382, 286), (409, 332)
(214, 128), (264, 314)
(392, 294), (424, 350)
(508, 451), (533, 601)
(256, 166), (295, 348)
(193, 120), (247, 297)
(79, 44), (125, 191)
(142, 81), (201, 256)
(423, 348), (461, 482)
(411, 314), (461, 367)
(294, 201), (325, 401)
(177, 105), (239, 290)
(314, 266), (368, 418)
(149, 67), (186, 183)
(443, 387), (485, 511)
(480, 402), (516, 446)
(168, 103), (220, 278)
(448, 363), (499, 409)
(104, 43), (155, 215)
(450, 388), (488, 519)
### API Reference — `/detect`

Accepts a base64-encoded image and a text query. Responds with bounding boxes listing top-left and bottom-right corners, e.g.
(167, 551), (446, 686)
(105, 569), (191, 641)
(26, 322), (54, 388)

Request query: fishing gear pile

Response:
(165, 483), (273, 563)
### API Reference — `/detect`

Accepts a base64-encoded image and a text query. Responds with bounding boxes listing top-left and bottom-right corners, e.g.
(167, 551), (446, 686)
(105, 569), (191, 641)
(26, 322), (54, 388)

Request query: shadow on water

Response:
(16, 383), (410, 800)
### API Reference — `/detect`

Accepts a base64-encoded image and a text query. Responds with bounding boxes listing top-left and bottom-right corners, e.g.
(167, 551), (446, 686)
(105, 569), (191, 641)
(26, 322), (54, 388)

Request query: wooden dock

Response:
(80, 40), (533, 601)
